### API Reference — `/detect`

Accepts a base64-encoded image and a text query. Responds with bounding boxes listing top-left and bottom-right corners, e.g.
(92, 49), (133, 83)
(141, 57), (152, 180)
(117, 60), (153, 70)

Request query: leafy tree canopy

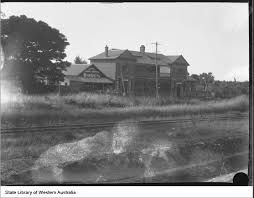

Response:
(1, 15), (71, 93)
(199, 72), (214, 91)
(74, 56), (87, 64)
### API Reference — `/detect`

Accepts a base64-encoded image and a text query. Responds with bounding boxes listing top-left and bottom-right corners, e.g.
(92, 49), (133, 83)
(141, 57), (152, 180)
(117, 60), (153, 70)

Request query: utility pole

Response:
(58, 82), (61, 96)
(120, 65), (126, 96)
(152, 41), (160, 99)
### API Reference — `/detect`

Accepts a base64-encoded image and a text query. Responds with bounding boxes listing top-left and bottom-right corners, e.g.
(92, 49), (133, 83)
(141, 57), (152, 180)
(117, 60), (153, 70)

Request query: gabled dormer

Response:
(78, 64), (113, 81)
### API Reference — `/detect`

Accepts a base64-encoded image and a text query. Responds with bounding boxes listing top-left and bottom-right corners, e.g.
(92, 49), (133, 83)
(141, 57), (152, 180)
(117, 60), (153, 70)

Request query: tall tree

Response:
(74, 56), (87, 64)
(1, 15), (71, 93)
(199, 72), (214, 96)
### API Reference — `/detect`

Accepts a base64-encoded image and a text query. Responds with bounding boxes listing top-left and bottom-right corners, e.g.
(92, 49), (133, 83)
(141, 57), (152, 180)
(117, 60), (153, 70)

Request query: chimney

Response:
(140, 45), (145, 53)
(105, 45), (109, 57)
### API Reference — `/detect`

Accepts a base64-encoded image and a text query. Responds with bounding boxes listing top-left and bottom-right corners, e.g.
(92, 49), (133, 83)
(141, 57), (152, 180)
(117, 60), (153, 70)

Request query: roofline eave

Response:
(89, 57), (118, 61)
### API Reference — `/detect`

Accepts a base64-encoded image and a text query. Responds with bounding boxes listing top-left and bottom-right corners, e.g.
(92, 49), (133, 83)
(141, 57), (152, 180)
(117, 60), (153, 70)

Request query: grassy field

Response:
(1, 92), (249, 127)
(1, 92), (249, 184)
(0, 91), (249, 184)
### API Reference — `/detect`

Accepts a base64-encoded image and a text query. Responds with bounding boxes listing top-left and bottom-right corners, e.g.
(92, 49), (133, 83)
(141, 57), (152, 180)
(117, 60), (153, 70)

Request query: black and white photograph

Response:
(0, 2), (252, 189)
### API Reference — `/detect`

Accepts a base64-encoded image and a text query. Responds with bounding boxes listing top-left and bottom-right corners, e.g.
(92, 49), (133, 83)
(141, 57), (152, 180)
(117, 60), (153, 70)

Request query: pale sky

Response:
(1, 3), (249, 81)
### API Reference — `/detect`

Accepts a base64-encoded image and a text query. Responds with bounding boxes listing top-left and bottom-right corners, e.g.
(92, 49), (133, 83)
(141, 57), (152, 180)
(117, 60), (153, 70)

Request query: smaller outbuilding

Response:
(61, 64), (114, 93)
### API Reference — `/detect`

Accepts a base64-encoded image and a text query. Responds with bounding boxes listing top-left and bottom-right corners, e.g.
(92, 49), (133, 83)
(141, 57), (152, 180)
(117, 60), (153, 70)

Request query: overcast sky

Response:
(2, 3), (249, 81)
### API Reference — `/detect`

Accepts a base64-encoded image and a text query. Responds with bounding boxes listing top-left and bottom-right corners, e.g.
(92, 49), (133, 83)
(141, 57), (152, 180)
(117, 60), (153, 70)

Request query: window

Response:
(160, 67), (170, 74)
(147, 67), (156, 73)
(122, 65), (128, 74)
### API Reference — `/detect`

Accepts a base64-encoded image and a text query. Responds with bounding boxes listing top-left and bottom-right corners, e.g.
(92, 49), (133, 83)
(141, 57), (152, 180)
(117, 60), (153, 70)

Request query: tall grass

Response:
(61, 93), (205, 107)
(0, 91), (230, 111)
(1, 93), (249, 127)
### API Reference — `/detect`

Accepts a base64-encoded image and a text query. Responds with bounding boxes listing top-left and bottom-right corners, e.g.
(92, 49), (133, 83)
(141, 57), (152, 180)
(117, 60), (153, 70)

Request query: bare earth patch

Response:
(1, 117), (248, 185)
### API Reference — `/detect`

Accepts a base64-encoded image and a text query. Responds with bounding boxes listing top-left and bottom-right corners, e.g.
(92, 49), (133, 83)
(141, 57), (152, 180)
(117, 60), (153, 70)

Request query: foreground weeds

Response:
(1, 94), (249, 127)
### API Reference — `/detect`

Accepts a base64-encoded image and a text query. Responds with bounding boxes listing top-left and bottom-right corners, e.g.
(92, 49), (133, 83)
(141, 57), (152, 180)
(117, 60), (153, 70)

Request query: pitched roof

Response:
(167, 55), (189, 66)
(166, 55), (180, 63)
(130, 51), (169, 66)
(64, 64), (90, 76)
(92, 64), (116, 80)
(64, 63), (114, 80)
(64, 64), (114, 84)
(89, 48), (189, 66)
(89, 49), (126, 60)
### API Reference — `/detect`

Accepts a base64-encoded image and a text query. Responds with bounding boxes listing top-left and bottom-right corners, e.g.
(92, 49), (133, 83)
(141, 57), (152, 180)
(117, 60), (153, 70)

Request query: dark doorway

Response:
(177, 85), (181, 97)
(123, 80), (128, 95)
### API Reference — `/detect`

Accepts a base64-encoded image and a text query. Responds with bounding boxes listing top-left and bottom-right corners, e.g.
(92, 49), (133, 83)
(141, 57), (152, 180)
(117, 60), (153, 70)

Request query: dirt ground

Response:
(1, 114), (249, 185)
